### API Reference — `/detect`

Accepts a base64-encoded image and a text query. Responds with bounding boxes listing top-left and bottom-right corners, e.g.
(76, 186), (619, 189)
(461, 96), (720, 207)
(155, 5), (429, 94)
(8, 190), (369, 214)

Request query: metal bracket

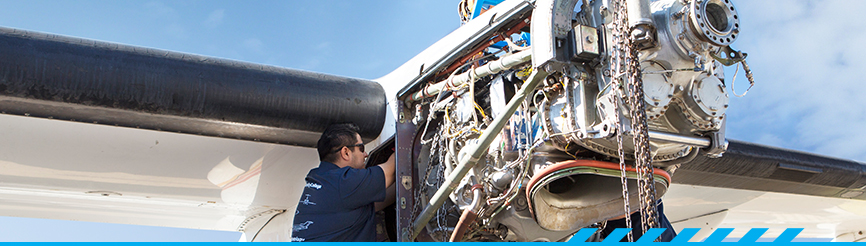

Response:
(703, 118), (728, 158)
(710, 46), (747, 66)
(401, 175), (412, 191)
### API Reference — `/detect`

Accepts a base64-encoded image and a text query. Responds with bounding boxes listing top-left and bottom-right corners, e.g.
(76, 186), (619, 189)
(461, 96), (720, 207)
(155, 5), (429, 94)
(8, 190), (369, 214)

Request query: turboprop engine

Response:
(394, 0), (752, 241)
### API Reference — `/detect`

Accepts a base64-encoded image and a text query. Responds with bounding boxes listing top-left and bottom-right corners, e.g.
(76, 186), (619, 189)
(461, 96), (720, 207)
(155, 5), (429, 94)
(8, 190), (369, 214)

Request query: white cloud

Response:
(204, 9), (225, 29)
(165, 23), (187, 39)
(144, 1), (186, 39)
(727, 0), (866, 161)
(302, 58), (322, 71)
(315, 42), (330, 50)
(243, 38), (264, 54)
(360, 60), (383, 71)
(144, 1), (178, 20)
(297, 42), (332, 71)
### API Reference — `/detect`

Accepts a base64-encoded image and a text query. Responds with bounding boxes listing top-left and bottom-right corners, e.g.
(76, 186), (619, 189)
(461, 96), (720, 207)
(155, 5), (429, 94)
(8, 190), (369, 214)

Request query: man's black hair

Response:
(317, 123), (361, 162)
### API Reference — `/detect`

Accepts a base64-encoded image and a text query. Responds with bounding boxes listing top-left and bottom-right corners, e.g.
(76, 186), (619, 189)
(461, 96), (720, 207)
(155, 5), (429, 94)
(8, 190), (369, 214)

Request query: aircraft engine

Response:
(395, 0), (750, 241)
(542, 0), (741, 164)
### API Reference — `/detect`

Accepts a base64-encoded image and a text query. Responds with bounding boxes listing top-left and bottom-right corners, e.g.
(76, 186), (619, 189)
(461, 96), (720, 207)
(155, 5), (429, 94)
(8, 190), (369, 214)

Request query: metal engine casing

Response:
(543, 0), (736, 162)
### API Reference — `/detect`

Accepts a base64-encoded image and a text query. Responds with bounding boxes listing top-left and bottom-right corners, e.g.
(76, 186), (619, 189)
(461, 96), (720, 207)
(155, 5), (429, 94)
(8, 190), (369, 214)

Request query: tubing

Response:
(410, 69), (546, 240)
(409, 50), (532, 102)
(449, 187), (483, 242)
(646, 131), (711, 147)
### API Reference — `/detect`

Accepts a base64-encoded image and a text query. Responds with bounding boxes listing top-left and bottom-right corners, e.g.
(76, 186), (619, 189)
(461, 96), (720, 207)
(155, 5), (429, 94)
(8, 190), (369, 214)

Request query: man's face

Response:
(348, 134), (368, 169)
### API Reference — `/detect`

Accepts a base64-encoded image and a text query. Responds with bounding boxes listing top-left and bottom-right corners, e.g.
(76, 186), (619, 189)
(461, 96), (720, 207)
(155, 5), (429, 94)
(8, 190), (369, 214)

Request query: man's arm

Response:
(376, 152), (395, 188)
(374, 183), (396, 211)
(374, 153), (396, 211)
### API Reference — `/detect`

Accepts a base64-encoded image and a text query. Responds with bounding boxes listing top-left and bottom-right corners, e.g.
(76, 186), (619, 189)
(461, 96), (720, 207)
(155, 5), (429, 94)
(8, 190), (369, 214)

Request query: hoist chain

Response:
(408, 131), (444, 241)
(609, 0), (634, 241)
(609, 0), (659, 240)
(628, 43), (659, 234)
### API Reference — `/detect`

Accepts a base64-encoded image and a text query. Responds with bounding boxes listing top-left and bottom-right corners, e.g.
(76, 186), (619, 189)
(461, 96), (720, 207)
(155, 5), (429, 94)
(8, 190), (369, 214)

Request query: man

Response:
(291, 123), (395, 242)
(596, 201), (677, 242)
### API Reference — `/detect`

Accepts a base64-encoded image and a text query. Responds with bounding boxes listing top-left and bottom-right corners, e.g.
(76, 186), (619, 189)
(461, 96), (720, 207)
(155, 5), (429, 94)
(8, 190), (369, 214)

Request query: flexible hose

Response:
(449, 187), (483, 242)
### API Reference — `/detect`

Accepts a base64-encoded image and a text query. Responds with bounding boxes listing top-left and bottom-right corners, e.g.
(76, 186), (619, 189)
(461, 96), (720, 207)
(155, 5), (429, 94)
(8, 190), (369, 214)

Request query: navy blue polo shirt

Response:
(291, 161), (386, 242)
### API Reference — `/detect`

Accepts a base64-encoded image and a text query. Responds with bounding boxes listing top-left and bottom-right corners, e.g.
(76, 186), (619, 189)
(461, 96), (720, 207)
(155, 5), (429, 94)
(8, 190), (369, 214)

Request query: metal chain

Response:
(408, 132), (444, 241)
(614, 107), (633, 242)
(608, 0), (634, 241)
(628, 46), (659, 234)
(609, 0), (659, 240)
(622, 0), (660, 234)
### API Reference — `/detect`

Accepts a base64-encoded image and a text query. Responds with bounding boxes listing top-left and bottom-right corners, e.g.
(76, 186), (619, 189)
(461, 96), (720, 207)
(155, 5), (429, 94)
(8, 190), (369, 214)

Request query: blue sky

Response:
(0, 0), (864, 242)
(0, 0), (456, 242)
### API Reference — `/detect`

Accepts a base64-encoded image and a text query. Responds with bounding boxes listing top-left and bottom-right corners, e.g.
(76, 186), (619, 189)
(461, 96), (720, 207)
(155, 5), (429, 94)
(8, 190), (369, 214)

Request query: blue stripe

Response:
(568, 228), (599, 242)
(704, 228), (734, 242)
(602, 228), (632, 242)
(636, 228), (667, 242)
(739, 228), (768, 242)
(670, 228), (700, 242)
(774, 228), (804, 242)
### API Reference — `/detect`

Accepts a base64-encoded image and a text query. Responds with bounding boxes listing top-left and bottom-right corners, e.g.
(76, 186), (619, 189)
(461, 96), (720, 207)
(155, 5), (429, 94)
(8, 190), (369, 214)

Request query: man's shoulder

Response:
(313, 162), (381, 178)
(306, 162), (384, 191)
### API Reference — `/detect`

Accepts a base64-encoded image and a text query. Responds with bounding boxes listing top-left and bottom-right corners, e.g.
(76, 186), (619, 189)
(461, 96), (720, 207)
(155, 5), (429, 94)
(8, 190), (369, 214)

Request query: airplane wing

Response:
(667, 140), (866, 241)
(676, 140), (866, 201)
(1, 0), (865, 242)
(0, 25), (393, 237)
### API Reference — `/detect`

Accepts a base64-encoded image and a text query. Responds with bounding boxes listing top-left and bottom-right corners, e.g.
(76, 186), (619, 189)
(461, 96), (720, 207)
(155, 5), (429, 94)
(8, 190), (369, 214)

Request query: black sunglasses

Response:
(331, 143), (365, 153)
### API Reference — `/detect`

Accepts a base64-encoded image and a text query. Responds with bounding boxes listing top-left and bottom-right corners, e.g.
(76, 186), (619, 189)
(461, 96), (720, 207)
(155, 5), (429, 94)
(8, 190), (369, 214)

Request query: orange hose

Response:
(449, 209), (478, 242)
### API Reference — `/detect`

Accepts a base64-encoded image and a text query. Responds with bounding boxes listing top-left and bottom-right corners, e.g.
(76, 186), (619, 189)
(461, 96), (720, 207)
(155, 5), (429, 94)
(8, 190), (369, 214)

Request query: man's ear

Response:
(339, 147), (351, 161)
